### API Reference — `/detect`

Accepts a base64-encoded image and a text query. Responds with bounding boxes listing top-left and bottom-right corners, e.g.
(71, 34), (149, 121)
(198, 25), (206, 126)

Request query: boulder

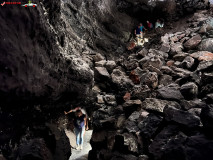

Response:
(124, 120), (139, 133)
(180, 99), (206, 110)
(138, 113), (163, 138)
(140, 71), (158, 89)
(182, 56), (195, 69)
(111, 69), (134, 90)
(116, 115), (126, 129)
(160, 43), (170, 53)
(184, 34), (202, 50)
(200, 105), (213, 132)
(159, 74), (173, 86)
(142, 98), (180, 113)
(201, 72), (213, 84)
(17, 139), (53, 160)
(180, 82), (198, 100)
(198, 38), (213, 52)
(170, 42), (183, 56)
(164, 105), (201, 127)
(128, 111), (140, 122)
(124, 59), (139, 71)
(104, 95), (117, 106)
(184, 135), (213, 160)
(149, 49), (169, 59)
(105, 61), (116, 72)
(92, 53), (105, 62)
(123, 100), (142, 117)
(94, 67), (110, 80)
(138, 155), (149, 160)
(129, 70), (140, 84)
(157, 84), (184, 101)
(140, 56), (163, 69)
(196, 60), (213, 71)
(131, 85), (151, 100)
(173, 52), (189, 61)
(95, 60), (107, 67)
(149, 126), (187, 160)
(97, 95), (105, 104)
(190, 51), (213, 61)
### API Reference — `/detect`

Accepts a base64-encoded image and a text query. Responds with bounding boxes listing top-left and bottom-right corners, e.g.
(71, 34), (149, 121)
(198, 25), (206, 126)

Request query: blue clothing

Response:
(136, 27), (141, 34)
(74, 114), (86, 129)
(140, 26), (145, 32)
(75, 126), (85, 145)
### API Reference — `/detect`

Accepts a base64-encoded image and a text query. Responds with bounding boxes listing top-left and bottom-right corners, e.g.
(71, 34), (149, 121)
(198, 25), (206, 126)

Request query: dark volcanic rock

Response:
(138, 114), (163, 139)
(111, 68), (134, 90)
(157, 84), (184, 101)
(149, 126), (187, 160)
(180, 82), (198, 100)
(164, 105), (201, 127)
(17, 139), (53, 160)
(201, 105), (213, 133)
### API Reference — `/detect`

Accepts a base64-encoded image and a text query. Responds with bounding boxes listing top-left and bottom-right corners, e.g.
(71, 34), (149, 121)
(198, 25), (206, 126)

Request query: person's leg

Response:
(75, 128), (80, 149)
(79, 126), (85, 149)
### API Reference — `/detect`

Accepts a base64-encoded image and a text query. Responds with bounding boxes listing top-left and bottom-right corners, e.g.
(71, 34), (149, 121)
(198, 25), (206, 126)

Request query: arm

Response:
(84, 115), (89, 130)
(134, 29), (136, 34)
(64, 107), (81, 115)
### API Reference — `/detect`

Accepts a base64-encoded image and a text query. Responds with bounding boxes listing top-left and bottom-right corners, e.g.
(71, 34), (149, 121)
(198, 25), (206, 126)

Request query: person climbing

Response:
(135, 24), (143, 45)
(147, 20), (153, 30)
(64, 107), (88, 150)
(140, 23), (147, 35)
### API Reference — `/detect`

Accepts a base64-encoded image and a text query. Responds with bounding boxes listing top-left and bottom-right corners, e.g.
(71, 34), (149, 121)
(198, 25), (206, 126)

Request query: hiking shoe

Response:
(80, 145), (83, 150)
(75, 145), (80, 150)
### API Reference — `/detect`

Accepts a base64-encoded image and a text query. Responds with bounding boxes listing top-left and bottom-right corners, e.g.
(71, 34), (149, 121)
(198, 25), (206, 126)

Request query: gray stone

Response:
(198, 38), (213, 52)
(105, 61), (116, 72)
(170, 42), (183, 56)
(197, 60), (213, 71)
(160, 43), (171, 53)
(184, 34), (202, 50)
(159, 74), (173, 86)
(94, 67), (110, 79)
(95, 60), (107, 67)
(104, 95), (117, 106)
(182, 56), (195, 69)
(111, 69), (134, 90)
(142, 98), (180, 113)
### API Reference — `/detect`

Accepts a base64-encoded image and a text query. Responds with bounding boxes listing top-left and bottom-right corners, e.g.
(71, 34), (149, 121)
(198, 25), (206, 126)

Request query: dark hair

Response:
(76, 109), (82, 114)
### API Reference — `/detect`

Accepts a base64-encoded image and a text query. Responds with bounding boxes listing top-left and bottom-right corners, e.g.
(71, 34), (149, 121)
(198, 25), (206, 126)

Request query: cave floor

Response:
(65, 129), (93, 160)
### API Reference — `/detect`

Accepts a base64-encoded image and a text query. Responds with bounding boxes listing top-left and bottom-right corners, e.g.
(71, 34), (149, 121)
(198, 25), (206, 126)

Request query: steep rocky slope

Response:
(89, 9), (213, 160)
(0, 0), (212, 160)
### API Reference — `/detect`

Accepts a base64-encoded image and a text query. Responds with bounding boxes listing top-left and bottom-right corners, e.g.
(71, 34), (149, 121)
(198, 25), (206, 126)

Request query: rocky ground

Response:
(88, 9), (213, 160)
(0, 0), (213, 160)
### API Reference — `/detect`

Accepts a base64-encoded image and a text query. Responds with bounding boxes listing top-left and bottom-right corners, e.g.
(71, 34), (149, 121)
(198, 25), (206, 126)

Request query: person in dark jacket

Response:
(65, 108), (87, 150)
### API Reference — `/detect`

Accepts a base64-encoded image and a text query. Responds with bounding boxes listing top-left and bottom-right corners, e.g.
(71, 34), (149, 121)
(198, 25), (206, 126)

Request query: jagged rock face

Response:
(0, 0), (212, 160)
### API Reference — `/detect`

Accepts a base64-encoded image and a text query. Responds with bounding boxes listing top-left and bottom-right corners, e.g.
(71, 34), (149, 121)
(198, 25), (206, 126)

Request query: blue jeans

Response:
(75, 126), (85, 146)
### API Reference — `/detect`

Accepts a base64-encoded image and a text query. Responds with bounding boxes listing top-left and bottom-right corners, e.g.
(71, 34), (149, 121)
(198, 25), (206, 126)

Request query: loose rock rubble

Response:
(90, 9), (213, 160)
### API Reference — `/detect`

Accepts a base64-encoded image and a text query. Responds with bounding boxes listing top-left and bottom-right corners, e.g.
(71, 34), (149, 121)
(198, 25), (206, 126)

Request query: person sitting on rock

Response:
(64, 108), (88, 150)
(147, 20), (153, 30)
(155, 19), (164, 29)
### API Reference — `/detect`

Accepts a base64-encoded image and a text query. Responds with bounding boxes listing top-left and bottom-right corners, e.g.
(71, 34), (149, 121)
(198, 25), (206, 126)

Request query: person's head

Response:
(76, 109), (83, 117)
(140, 23), (143, 26)
(147, 21), (149, 23)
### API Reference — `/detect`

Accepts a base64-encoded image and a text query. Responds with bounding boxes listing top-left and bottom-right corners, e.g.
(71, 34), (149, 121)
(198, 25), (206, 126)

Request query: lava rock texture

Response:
(0, 0), (213, 160)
